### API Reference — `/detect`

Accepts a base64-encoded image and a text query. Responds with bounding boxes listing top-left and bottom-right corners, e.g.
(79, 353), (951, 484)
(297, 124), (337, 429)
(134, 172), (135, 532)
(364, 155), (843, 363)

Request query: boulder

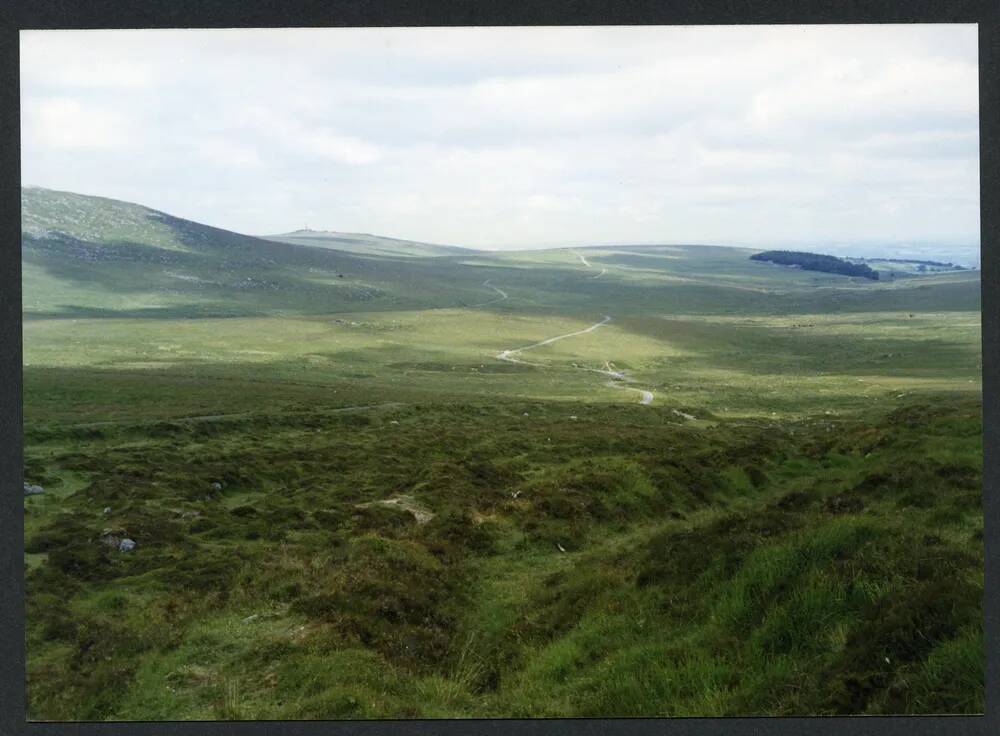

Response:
(99, 527), (127, 548)
(23, 482), (45, 496)
(118, 538), (137, 552)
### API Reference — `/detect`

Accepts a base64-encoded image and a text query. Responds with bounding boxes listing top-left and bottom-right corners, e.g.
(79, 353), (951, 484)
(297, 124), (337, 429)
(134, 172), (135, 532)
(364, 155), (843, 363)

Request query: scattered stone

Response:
(389, 420), (400, 425)
(23, 482), (45, 496)
(99, 529), (126, 548)
(556, 543), (567, 553)
(210, 481), (223, 491)
(118, 538), (137, 552)
(103, 507), (112, 514)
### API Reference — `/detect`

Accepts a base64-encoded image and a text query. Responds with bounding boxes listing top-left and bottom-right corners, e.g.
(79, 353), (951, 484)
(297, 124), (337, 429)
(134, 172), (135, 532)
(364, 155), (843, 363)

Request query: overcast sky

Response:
(20, 25), (980, 252)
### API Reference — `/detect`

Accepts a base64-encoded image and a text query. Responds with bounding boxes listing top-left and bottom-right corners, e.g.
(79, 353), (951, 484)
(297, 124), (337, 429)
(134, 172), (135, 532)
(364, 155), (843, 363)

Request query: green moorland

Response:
(21, 187), (983, 718)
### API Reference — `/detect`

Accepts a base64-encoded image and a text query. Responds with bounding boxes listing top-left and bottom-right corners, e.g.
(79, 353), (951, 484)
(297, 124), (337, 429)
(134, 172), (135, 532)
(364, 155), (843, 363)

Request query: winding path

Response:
(569, 251), (654, 405)
(497, 315), (612, 365)
(469, 279), (509, 307)
(495, 315), (655, 406)
(483, 279), (508, 300)
(486, 251), (655, 406)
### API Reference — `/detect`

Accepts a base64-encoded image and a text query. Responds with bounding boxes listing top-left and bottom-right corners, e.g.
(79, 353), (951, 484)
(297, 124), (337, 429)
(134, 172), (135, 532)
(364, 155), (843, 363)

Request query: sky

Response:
(20, 25), (980, 255)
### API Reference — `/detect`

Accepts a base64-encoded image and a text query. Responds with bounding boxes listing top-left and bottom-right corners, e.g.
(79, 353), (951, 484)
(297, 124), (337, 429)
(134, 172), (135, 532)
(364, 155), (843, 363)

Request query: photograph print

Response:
(20, 24), (983, 719)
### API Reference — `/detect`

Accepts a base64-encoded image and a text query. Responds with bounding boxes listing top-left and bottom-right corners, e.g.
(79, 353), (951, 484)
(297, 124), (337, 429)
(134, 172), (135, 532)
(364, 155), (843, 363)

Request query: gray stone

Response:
(118, 538), (136, 552)
(23, 482), (45, 496)
(103, 507), (112, 514)
(210, 481), (223, 491)
(99, 528), (127, 548)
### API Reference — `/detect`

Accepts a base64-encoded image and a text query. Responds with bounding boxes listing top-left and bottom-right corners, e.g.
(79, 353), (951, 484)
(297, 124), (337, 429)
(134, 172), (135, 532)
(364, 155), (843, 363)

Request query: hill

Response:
(20, 187), (984, 718)
(266, 229), (472, 258)
(23, 187), (980, 322)
(21, 187), (496, 318)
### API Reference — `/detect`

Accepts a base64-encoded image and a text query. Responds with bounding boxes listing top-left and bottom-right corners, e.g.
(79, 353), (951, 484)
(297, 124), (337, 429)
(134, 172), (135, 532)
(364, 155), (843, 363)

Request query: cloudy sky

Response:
(21, 25), (980, 252)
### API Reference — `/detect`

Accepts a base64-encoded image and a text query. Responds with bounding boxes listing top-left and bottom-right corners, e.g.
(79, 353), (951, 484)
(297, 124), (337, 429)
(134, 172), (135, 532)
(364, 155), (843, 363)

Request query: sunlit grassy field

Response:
(22, 188), (983, 718)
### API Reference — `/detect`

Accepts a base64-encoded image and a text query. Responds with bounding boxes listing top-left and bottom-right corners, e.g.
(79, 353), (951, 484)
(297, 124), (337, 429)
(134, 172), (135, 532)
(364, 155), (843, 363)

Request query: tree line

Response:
(750, 250), (879, 280)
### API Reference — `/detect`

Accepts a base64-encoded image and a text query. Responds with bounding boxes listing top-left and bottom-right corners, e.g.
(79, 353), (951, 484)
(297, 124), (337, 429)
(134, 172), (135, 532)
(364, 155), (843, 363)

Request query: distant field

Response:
(21, 188), (984, 718)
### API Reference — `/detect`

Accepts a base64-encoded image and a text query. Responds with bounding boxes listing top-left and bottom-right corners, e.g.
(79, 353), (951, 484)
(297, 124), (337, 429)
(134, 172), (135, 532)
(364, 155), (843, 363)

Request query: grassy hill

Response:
(24, 187), (981, 322)
(266, 230), (473, 258)
(21, 187), (984, 718)
(22, 187), (495, 319)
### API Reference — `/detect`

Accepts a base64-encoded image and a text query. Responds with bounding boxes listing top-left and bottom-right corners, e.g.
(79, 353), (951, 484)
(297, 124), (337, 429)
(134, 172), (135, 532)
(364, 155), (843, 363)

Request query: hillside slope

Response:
(266, 230), (472, 258)
(21, 188), (492, 318)
(21, 188), (984, 719)
(22, 188), (980, 322)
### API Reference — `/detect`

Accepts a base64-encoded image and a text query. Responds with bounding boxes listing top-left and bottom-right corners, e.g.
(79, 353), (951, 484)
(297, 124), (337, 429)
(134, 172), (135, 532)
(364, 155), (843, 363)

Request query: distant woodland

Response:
(750, 250), (880, 280)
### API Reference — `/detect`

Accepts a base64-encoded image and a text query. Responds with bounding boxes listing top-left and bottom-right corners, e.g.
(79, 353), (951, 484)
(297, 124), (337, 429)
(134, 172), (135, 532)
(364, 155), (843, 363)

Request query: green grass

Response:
(23, 389), (984, 718)
(21, 187), (984, 718)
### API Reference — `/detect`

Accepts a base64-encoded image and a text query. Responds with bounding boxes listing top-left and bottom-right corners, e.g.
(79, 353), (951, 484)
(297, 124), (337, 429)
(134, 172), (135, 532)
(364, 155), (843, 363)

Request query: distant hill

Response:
(266, 230), (472, 258)
(20, 187), (488, 319)
(21, 187), (980, 322)
(847, 257), (969, 276)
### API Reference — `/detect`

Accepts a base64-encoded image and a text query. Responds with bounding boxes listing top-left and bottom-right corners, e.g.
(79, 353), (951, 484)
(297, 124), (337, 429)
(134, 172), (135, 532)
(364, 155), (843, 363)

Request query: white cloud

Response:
(238, 107), (381, 165)
(195, 139), (263, 168)
(20, 31), (154, 89)
(22, 97), (134, 149)
(300, 129), (381, 164)
(19, 25), (980, 250)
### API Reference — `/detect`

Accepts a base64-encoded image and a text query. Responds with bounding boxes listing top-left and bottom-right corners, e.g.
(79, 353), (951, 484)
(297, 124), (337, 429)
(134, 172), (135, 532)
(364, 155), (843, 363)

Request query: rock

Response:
(210, 481), (223, 491)
(118, 538), (136, 552)
(103, 507), (112, 514)
(99, 527), (128, 548)
(23, 482), (45, 496)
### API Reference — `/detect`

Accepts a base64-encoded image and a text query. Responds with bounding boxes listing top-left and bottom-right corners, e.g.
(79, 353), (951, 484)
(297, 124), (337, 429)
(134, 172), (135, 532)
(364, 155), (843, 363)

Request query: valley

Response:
(20, 187), (984, 718)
